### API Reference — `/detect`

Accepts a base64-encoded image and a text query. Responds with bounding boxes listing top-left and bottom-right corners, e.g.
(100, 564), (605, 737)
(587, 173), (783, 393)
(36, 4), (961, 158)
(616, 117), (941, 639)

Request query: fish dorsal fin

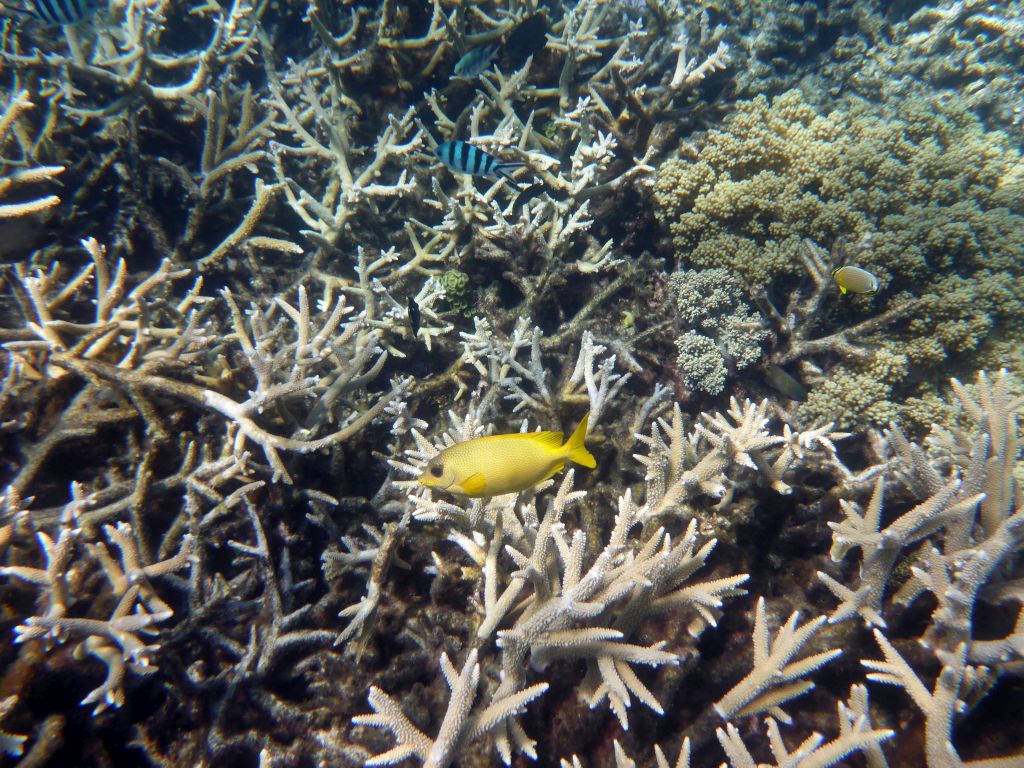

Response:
(530, 431), (564, 450)
(458, 472), (488, 496)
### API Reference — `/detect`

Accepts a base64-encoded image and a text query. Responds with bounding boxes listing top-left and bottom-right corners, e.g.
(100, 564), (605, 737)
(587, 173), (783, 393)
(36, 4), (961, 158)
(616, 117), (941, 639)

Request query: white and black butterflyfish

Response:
(434, 140), (524, 185)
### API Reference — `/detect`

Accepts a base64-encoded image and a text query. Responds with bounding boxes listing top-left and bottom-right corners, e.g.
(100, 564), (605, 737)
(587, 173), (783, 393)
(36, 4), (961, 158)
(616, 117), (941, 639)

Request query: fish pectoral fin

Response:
(541, 461), (565, 482)
(458, 472), (488, 496)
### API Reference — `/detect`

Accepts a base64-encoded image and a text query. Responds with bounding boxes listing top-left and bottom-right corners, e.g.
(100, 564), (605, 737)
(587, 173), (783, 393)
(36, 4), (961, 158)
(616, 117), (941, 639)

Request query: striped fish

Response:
(434, 140), (524, 185)
(453, 45), (498, 79)
(3, 0), (100, 24)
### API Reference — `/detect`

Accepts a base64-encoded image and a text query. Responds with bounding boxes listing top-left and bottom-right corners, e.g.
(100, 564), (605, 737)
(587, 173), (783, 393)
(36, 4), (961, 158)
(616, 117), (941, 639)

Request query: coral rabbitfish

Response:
(418, 413), (595, 497)
(434, 141), (525, 185)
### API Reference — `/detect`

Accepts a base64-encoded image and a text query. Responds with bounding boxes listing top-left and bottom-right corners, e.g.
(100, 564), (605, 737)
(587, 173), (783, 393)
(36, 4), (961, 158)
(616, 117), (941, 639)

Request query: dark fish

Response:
(407, 294), (421, 338)
(764, 364), (808, 402)
(511, 182), (547, 212)
(2, 0), (100, 25)
(454, 45), (497, 79)
(505, 13), (548, 64)
(434, 140), (524, 184)
(577, 64), (602, 84)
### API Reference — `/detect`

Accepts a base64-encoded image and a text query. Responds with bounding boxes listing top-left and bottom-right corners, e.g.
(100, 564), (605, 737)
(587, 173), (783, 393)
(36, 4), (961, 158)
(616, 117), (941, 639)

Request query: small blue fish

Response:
(453, 45), (497, 79)
(2, 0), (100, 25)
(434, 141), (524, 184)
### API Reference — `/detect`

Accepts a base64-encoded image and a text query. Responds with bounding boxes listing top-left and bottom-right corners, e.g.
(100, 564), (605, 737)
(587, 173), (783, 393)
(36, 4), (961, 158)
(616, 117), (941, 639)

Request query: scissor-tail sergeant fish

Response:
(832, 265), (879, 295)
(453, 45), (498, 79)
(2, 0), (100, 24)
(418, 413), (595, 498)
(434, 141), (525, 185)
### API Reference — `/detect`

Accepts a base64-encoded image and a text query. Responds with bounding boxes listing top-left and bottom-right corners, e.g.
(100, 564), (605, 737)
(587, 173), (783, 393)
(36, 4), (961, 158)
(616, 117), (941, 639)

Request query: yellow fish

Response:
(418, 413), (596, 497)
(832, 265), (879, 295)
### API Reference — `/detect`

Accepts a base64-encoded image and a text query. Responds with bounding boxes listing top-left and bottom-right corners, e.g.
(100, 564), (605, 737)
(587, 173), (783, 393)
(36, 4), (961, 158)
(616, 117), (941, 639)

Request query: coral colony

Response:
(0, 0), (1021, 766)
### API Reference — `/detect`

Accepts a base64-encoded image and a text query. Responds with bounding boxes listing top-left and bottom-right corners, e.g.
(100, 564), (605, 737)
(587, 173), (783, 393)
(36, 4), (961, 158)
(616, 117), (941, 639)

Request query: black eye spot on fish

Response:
(429, 465), (443, 477)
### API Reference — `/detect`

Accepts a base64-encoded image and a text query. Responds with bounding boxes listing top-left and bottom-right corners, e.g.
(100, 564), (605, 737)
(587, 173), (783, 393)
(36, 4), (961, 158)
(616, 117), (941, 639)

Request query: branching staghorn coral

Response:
(0, 0), (1020, 765)
(372, 462), (744, 762)
(357, 321), (778, 761)
(715, 686), (893, 768)
(816, 474), (977, 628)
(323, 517), (407, 654)
(819, 371), (1024, 649)
(161, 86), (283, 271)
(259, 0), (719, 352)
(816, 370), (1024, 767)
(458, 318), (630, 428)
(2, 0), (265, 111)
(0, 238), (403, 514)
(862, 634), (1000, 768)
(633, 397), (850, 525)
(0, 89), (63, 221)
(1, 521), (190, 714)
(0, 0), (284, 272)
(713, 596), (842, 723)
(0, 695), (26, 758)
(422, 78), (645, 306)
(362, 328), (877, 764)
(265, 60), (425, 249)
(561, 737), (694, 768)
(354, 648), (549, 768)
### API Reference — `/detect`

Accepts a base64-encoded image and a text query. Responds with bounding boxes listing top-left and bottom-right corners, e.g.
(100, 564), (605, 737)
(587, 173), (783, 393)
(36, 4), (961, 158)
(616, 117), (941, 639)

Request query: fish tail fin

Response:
(495, 162), (526, 185)
(564, 412), (596, 469)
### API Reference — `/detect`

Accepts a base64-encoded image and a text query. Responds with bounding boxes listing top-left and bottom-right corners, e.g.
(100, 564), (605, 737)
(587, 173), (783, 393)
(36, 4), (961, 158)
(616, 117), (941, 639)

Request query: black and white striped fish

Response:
(434, 140), (524, 185)
(2, 0), (101, 25)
